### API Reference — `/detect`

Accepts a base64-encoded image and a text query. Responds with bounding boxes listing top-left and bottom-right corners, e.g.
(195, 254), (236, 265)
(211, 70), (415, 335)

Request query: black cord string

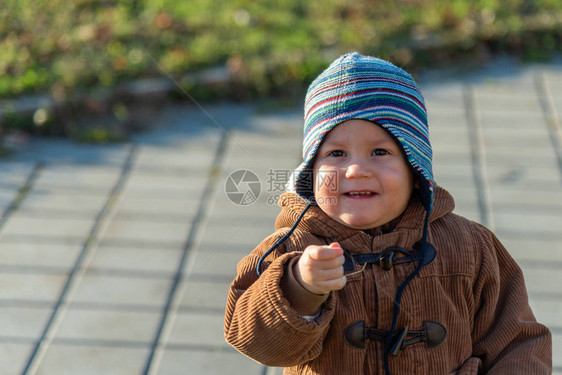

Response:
(383, 208), (431, 375)
(256, 202), (315, 276)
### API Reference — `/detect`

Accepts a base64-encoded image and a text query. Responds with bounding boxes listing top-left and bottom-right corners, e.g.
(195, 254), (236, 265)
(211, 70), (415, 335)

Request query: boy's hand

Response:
(294, 242), (346, 295)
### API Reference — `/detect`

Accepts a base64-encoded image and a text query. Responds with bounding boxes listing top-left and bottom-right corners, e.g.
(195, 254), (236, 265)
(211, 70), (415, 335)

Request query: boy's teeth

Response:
(348, 191), (372, 196)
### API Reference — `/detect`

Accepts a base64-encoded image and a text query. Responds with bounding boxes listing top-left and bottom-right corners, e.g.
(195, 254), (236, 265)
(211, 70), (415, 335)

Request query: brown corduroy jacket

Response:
(224, 187), (552, 374)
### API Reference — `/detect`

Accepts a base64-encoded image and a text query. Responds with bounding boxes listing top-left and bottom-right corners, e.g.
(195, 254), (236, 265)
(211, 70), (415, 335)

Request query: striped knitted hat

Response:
(293, 52), (434, 211)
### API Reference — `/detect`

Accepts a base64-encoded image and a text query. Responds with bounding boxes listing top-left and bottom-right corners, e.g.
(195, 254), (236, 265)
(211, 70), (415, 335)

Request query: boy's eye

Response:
(373, 149), (389, 156)
(329, 150), (345, 157)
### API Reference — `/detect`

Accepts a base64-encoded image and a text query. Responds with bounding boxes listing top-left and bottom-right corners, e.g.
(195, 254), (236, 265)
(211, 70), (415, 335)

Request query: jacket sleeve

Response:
(470, 224), (552, 373)
(223, 231), (337, 367)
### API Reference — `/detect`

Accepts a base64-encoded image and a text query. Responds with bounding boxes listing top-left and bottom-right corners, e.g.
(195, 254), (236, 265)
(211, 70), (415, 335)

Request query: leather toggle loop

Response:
(413, 241), (437, 266)
(342, 248), (357, 274)
(341, 241), (437, 274)
(344, 320), (447, 354)
(344, 320), (367, 349)
(424, 320), (447, 349)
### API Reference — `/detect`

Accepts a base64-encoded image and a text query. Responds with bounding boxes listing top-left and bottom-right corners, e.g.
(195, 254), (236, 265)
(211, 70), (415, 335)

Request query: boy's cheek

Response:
(314, 169), (341, 196)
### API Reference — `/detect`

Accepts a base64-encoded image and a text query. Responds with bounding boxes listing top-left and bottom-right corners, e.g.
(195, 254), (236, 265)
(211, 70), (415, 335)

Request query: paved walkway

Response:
(0, 58), (561, 374)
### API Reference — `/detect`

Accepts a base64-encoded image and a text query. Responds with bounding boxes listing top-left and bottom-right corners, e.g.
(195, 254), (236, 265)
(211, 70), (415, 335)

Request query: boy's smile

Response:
(313, 119), (415, 230)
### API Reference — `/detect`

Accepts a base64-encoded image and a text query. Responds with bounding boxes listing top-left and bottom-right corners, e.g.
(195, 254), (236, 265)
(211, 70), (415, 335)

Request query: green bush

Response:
(0, 0), (561, 100)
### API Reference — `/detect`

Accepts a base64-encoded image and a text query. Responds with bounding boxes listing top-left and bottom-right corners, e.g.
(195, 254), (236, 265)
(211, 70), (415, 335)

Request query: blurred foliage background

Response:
(0, 0), (561, 144)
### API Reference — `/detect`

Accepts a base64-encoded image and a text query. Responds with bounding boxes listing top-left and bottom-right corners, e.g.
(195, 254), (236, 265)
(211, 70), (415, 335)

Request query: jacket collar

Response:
(275, 185), (455, 244)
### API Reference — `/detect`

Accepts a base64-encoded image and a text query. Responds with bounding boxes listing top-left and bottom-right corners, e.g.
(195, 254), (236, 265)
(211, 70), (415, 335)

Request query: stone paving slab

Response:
(54, 309), (161, 343)
(19, 192), (110, 216)
(0, 344), (36, 375)
(503, 238), (562, 262)
(489, 187), (562, 208)
(0, 242), (82, 269)
(0, 307), (53, 340)
(1, 214), (95, 239)
(130, 169), (211, 189)
(0, 191), (15, 212)
(530, 299), (562, 328)
(101, 218), (192, 245)
(115, 195), (201, 218)
(521, 268), (562, 296)
(0, 59), (561, 374)
(178, 279), (230, 310)
(13, 141), (130, 167)
(87, 246), (183, 275)
(167, 312), (226, 347)
(31, 168), (121, 196)
(486, 166), (562, 188)
(36, 345), (150, 375)
(0, 273), (68, 302)
(184, 250), (247, 280)
(69, 274), (171, 307)
(156, 350), (260, 375)
(134, 147), (217, 170)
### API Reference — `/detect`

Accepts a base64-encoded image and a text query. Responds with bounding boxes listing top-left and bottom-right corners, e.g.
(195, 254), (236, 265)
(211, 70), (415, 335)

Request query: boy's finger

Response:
(320, 276), (347, 292)
(317, 266), (345, 280)
(307, 244), (343, 260)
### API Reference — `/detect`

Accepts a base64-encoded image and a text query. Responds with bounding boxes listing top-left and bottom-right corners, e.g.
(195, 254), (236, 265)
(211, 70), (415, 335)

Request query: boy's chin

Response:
(336, 215), (383, 230)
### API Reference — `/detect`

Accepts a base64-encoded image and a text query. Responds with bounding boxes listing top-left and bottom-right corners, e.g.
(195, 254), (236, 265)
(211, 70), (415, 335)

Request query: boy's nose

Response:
(345, 163), (371, 179)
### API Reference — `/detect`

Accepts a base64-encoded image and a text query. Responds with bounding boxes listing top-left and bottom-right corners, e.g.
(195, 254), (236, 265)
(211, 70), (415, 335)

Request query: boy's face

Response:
(313, 119), (415, 230)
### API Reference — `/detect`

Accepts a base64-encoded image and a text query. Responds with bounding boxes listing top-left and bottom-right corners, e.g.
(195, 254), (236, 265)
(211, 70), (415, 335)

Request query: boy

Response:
(224, 53), (551, 374)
